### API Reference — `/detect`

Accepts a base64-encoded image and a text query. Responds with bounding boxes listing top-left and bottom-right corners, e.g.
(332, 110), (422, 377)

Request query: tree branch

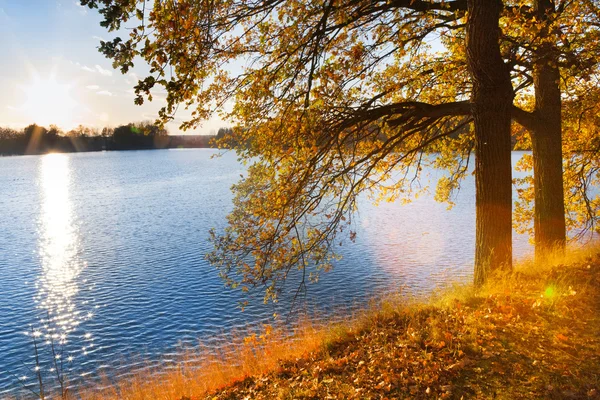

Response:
(512, 106), (538, 131)
(387, 101), (471, 126)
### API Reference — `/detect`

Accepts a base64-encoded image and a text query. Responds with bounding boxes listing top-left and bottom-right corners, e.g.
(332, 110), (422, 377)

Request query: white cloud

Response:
(96, 90), (113, 96)
(95, 65), (113, 76)
(75, 62), (113, 76)
(86, 85), (100, 90)
(92, 35), (105, 41)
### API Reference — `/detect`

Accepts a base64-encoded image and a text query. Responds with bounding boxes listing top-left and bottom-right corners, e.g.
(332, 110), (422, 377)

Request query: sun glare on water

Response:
(36, 154), (92, 339)
(21, 77), (77, 129)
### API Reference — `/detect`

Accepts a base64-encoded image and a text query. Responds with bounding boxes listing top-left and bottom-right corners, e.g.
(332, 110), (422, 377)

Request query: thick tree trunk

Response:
(532, 0), (567, 259)
(466, 0), (514, 285)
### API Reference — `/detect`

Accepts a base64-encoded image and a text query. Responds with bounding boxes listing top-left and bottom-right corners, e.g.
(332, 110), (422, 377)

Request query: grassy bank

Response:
(79, 247), (600, 400)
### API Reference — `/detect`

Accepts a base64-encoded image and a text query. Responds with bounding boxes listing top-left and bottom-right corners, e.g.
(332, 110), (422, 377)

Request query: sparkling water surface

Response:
(0, 149), (533, 395)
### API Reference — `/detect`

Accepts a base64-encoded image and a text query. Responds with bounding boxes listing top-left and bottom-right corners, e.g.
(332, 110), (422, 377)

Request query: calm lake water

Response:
(0, 149), (534, 395)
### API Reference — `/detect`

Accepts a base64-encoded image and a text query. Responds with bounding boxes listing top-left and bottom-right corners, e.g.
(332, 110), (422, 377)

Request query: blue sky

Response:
(0, 0), (221, 134)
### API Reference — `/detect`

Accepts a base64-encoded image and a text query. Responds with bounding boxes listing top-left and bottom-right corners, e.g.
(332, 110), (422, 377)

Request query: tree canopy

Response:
(82, 0), (600, 302)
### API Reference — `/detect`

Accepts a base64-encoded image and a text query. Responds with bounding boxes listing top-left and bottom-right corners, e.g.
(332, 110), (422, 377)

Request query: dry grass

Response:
(73, 321), (331, 400)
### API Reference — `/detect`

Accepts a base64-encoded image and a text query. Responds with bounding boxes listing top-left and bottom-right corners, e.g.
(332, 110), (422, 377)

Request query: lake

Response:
(0, 149), (534, 395)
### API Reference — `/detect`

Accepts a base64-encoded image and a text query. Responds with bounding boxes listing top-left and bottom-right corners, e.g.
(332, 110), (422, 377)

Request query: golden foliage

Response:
(83, 0), (600, 300)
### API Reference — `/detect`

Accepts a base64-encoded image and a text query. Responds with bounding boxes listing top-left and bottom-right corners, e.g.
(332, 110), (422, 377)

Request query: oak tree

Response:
(81, 0), (596, 301)
(508, 0), (600, 255)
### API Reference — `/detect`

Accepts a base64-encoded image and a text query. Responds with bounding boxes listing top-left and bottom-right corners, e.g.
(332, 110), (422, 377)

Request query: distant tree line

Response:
(0, 122), (235, 155)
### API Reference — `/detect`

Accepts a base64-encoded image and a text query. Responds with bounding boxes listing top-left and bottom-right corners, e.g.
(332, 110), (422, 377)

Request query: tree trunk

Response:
(532, 0), (567, 260)
(466, 0), (514, 285)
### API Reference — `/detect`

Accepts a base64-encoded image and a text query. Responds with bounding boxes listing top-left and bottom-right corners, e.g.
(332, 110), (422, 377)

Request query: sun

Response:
(21, 77), (77, 129)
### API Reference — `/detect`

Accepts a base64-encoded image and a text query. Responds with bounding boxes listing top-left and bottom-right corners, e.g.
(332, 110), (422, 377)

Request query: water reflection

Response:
(360, 201), (456, 277)
(35, 154), (91, 353)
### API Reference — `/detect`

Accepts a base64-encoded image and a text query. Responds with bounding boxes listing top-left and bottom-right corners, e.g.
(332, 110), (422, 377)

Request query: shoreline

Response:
(63, 246), (600, 400)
